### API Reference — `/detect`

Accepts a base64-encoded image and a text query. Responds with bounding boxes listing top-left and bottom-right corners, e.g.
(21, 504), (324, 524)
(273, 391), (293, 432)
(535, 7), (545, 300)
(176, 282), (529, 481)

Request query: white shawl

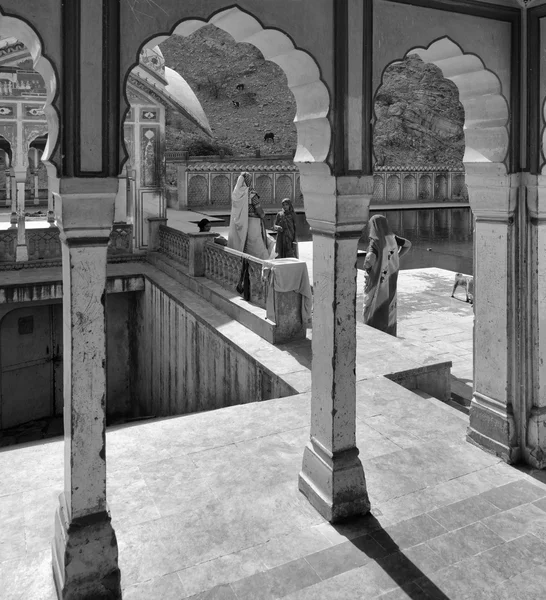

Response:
(227, 174), (249, 252)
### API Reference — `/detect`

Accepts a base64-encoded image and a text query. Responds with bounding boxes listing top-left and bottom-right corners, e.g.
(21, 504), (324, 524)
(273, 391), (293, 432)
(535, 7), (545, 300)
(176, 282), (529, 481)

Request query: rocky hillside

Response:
(373, 55), (465, 167)
(160, 25), (297, 157)
(161, 31), (465, 166)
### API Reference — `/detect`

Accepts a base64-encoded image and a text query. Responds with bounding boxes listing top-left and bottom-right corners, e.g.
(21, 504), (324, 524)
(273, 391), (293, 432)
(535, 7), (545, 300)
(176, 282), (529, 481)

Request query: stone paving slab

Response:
(1, 379), (546, 599)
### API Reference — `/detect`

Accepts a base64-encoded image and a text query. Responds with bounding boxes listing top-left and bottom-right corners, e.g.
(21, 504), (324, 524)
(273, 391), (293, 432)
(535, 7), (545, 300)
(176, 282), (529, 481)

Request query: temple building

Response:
(1, 0), (546, 598)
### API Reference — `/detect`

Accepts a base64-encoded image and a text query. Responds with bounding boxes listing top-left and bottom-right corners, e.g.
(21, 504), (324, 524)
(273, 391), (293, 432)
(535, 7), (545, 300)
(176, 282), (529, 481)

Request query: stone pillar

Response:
(33, 170), (40, 206)
(187, 231), (218, 276)
(5, 170), (10, 206)
(298, 165), (371, 522)
(177, 162), (188, 209)
(524, 174), (546, 467)
(9, 167), (16, 227)
(114, 172), (127, 223)
(44, 161), (59, 226)
(147, 216), (167, 252)
(14, 167), (28, 261)
(51, 179), (121, 599)
(466, 163), (520, 463)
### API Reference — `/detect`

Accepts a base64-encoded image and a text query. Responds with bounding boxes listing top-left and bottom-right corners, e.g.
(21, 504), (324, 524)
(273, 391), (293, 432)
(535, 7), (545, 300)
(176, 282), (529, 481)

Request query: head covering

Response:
(281, 198), (294, 214)
(197, 218), (210, 231)
(368, 214), (393, 241)
(227, 173), (250, 252)
(242, 172), (252, 188)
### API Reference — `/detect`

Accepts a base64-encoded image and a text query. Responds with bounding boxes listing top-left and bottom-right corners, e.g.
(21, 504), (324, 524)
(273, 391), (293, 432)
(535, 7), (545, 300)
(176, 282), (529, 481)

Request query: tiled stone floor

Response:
(2, 377), (546, 599)
(396, 268), (474, 390)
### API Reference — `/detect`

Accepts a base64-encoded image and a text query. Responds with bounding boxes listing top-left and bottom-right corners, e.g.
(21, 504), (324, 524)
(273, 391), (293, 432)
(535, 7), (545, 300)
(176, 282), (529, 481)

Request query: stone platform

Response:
(1, 378), (546, 599)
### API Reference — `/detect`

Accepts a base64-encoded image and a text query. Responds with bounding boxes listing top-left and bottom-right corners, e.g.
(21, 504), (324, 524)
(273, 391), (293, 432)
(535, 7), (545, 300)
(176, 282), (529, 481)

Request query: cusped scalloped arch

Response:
(0, 11), (58, 168)
(138, 6), (330, 164)
(405, 37), (509, 166)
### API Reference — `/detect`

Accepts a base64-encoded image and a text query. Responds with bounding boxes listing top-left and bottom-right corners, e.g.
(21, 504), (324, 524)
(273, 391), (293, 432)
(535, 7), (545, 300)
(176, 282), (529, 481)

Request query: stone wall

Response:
(133, 278), (296, 417)
(372, 167), (466, 203)
(173, 157), (303, 209)
(168, 155), (466, 209)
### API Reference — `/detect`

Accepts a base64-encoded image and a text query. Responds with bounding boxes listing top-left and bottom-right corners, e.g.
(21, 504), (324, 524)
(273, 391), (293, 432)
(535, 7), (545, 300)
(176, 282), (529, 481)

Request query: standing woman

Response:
(273, 198), (298, 258)
(228, 171), (274, 260)
(362, 214), (411, 336)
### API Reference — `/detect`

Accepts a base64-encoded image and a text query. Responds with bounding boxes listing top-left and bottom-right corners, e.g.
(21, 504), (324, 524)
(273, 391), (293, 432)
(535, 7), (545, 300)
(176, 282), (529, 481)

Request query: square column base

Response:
(16, 244), (28, 262)
(525, 408), (546, 469)
(52, 493), (121, 600)
(466, 392), (520, 464)
(298, 438), (370, 523)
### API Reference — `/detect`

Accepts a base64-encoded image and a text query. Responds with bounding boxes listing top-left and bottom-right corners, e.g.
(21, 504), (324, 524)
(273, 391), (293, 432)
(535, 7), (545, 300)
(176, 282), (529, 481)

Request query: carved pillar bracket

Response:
(297, 164), (372, 521)
(52, 178), (121, 599)
(465, 163), (520, 463)
(524, 174), (546, 467)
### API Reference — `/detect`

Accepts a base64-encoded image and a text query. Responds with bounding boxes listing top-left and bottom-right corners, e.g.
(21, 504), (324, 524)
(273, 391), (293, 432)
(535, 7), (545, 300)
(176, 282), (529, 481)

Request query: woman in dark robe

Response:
(362, 214), (411, 336)
(273, 198), (298, 258)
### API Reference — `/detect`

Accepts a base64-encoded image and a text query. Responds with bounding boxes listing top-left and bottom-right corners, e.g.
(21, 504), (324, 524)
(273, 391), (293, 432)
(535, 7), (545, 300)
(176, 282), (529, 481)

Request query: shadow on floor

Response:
(335, 515), (450, 599)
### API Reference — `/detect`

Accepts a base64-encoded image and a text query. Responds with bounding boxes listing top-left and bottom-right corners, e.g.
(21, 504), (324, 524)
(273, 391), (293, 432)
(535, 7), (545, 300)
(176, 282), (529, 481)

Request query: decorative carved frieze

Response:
(108, 224), (133, 255)
(23, 104), (46, 119)
(0, 103), (16, 118)
(140, 126), (160, 187)
(0, 122), (16, 149)
(23, 122), (48, 156)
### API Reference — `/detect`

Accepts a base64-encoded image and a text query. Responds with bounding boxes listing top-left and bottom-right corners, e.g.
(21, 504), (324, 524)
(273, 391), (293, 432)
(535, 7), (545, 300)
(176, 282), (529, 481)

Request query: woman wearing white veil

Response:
(228, 172), (274, 259)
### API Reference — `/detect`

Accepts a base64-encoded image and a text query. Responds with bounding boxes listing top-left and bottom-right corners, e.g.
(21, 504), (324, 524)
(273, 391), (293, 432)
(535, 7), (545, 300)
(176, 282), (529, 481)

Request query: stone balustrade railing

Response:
(204, 242), (267, 308)
(27, 227), (62, 261)
(0, 229), (17, 262)
(0, 224), (134, 266)
(148, 217), (307, 343)
(158, 225), (190, 267)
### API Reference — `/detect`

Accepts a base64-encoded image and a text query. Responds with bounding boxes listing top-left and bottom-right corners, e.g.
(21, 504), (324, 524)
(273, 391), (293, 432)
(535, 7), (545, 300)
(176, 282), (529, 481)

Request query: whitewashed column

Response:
(298, 164), (371, 521)
(14, 167), (27, 261)
(9, 167), (16, 227)
(466, 163), (520, 463)
(51, 180), (121, 598)
(33, 172), (40, 205)
(5, 170), (10, 207)
(114, 170), (128, 223)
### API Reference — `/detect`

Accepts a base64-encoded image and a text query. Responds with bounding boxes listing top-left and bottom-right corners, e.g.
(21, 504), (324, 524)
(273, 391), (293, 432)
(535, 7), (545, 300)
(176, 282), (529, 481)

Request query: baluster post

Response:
(147, 217), (167, 252)
(187, 231), (218, 277)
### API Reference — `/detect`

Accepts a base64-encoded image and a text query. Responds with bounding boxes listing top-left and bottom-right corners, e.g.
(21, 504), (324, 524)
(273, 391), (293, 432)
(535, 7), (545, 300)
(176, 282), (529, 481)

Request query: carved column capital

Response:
(525, 173), (546, 222)
(465, 164), (518, 222)
(299, 167), (373, 236)
(55, 177), (118, 244)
